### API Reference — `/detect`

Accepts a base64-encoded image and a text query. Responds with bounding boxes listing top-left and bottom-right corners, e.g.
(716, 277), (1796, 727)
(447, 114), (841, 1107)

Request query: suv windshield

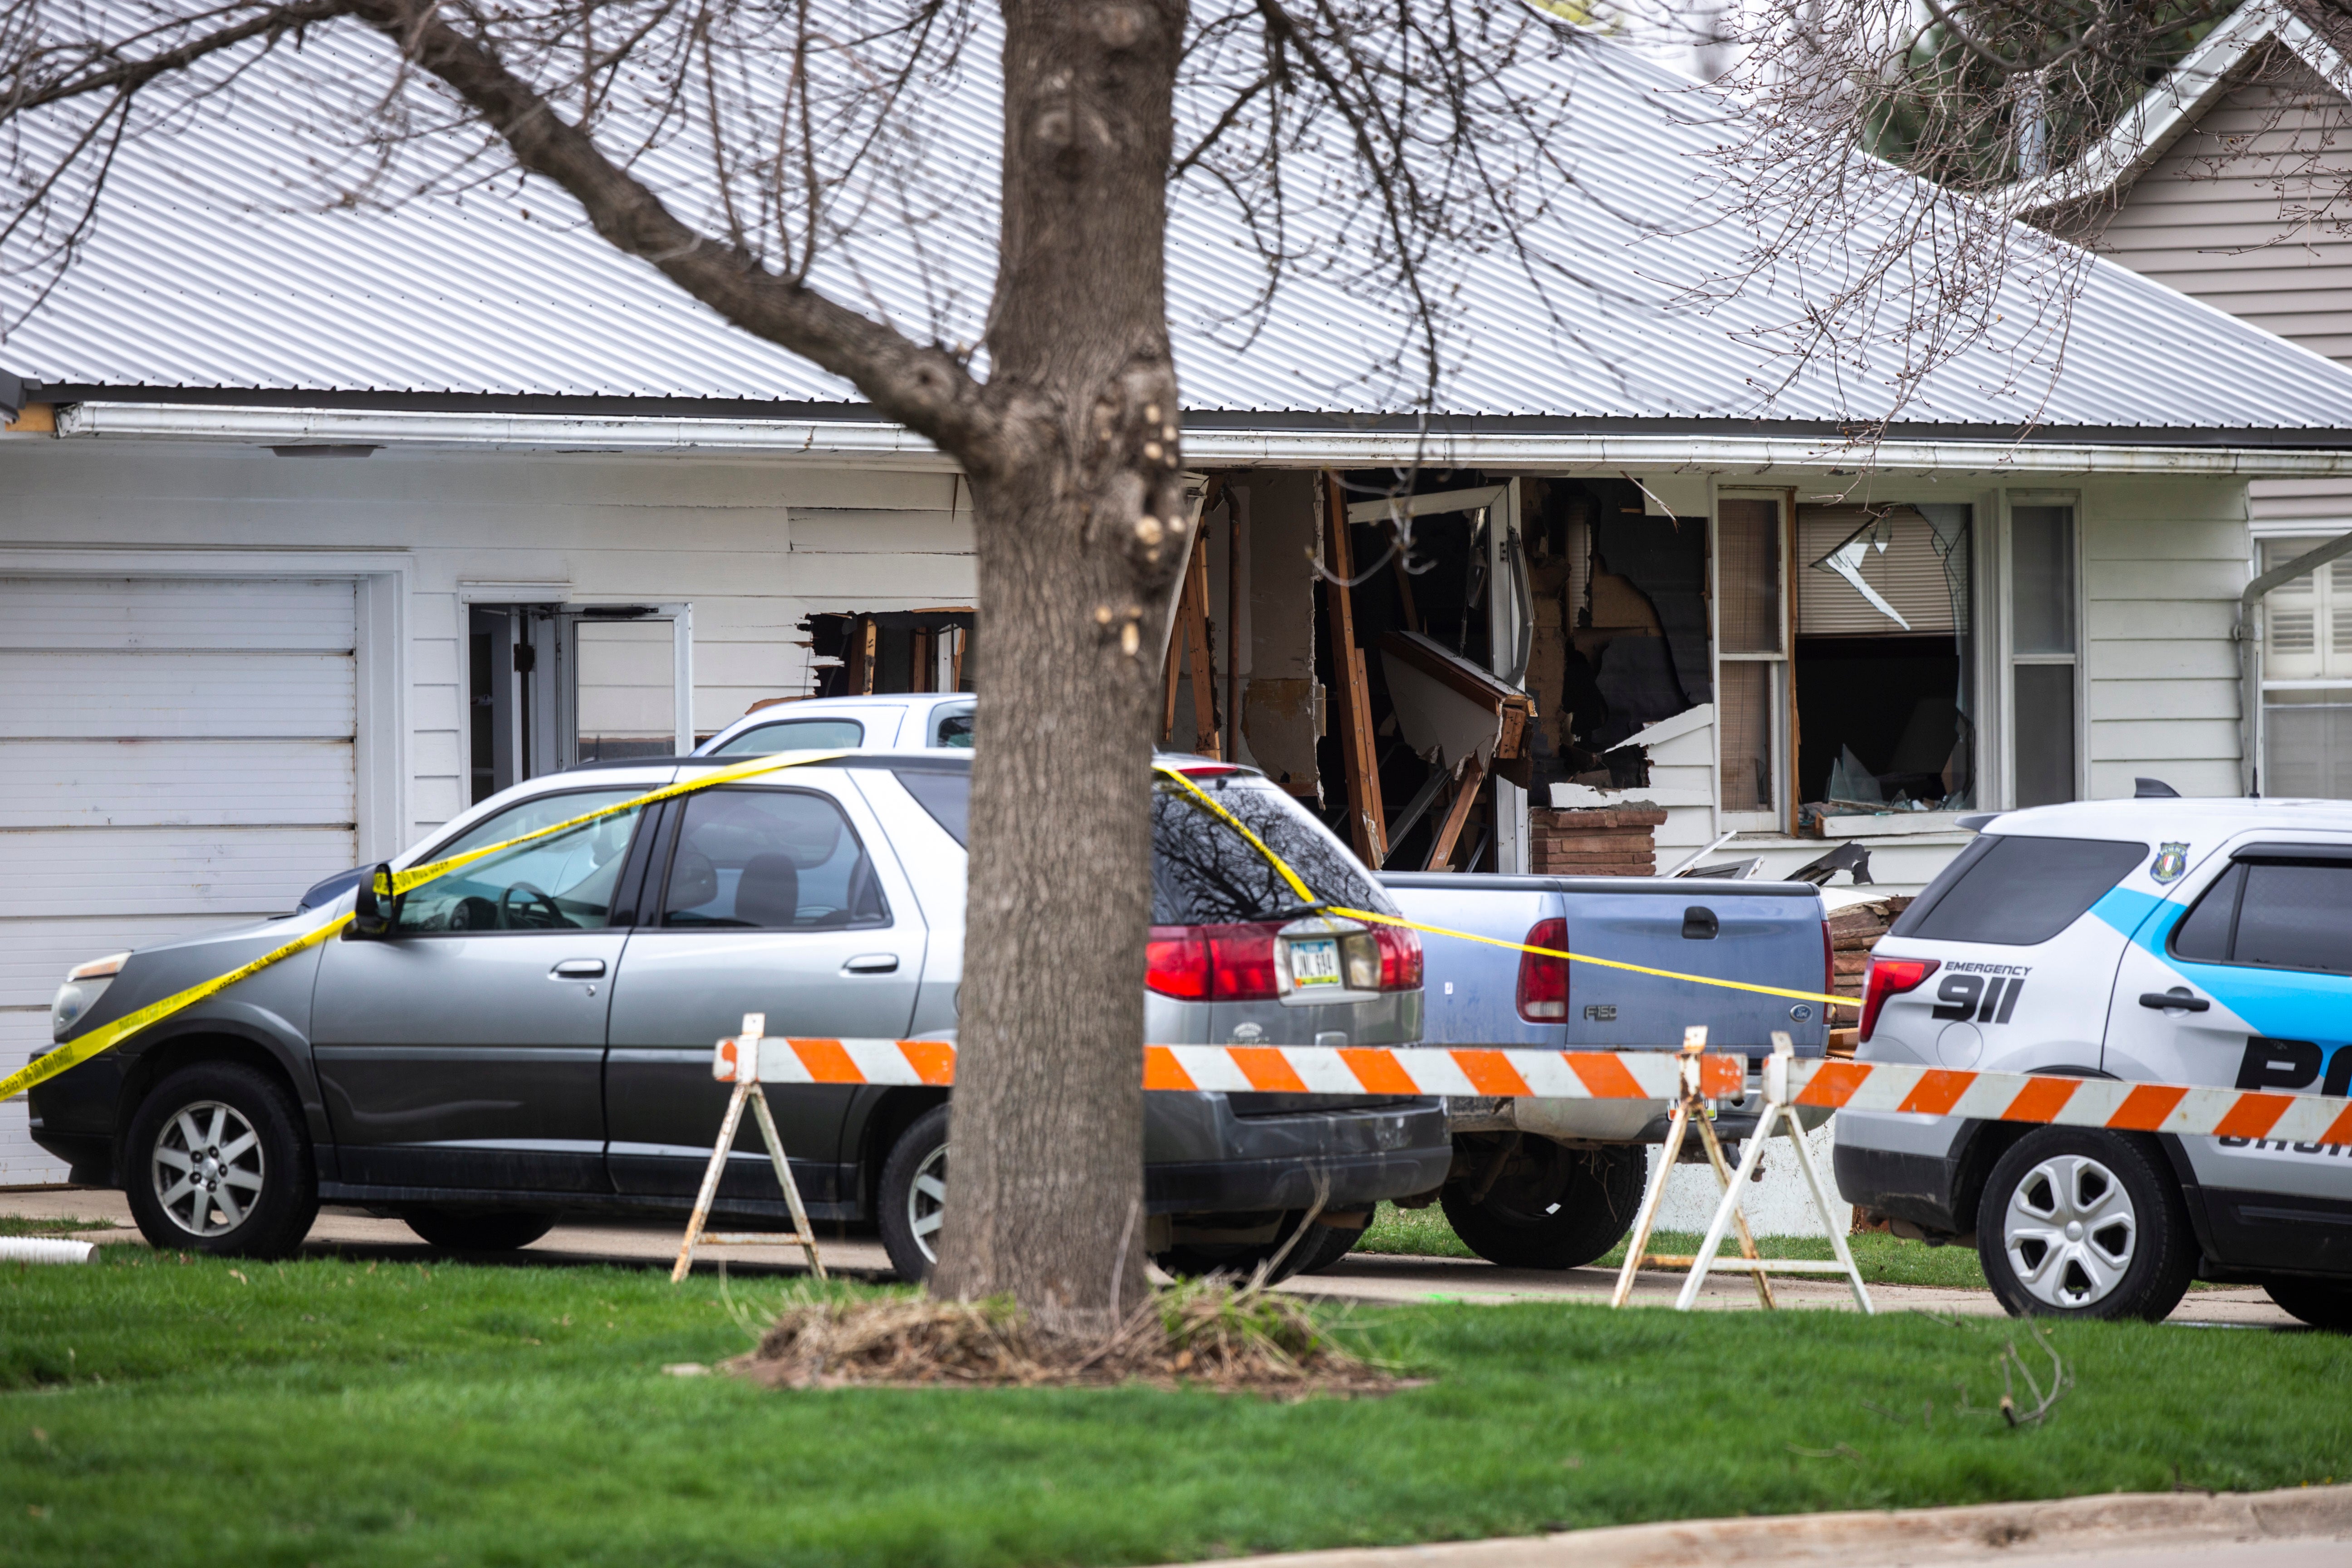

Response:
(1890, 833), (2146, 946)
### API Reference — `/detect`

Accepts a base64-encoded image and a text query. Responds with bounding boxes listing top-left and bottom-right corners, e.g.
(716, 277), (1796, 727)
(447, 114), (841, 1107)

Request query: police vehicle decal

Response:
(2096, 886), (2351, 1095)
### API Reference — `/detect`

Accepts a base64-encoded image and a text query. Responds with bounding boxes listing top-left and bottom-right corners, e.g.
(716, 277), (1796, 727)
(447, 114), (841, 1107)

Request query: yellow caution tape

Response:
(12, 755), (1854, 1107)
(0, 750), (850, 1104)
(1154, 764), (1856, 1013)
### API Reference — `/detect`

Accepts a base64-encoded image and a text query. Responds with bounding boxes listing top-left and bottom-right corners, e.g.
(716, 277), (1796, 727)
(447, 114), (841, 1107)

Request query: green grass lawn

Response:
(1356, 1204), (1989, 1288)
(0, 1215), (118, 1237)
(5, 1248), (2347, 1567)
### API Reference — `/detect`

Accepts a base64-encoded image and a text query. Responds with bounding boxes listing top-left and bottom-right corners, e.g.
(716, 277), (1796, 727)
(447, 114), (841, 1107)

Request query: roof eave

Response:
(39, 398), (2352, 479)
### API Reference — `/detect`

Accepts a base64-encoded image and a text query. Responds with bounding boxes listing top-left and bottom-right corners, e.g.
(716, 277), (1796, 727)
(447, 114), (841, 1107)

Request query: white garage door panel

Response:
(1, 574), (362, 1185)
(7, 828), (358, 919)
(0, 739), (356, 828)
(0, 577), (357, 651)
(0, 916), (271, 1010)
(2, 652), (355, 738)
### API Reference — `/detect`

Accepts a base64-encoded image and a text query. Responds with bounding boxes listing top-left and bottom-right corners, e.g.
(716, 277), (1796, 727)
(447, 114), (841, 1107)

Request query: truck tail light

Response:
(1147, 923), (1282, 1002)
(1516, 916), (1570, 1021)
(1859, 956), (1939, 1043)
(1822, 918), (1835, 1006)
(1374, 924), (1422, 991)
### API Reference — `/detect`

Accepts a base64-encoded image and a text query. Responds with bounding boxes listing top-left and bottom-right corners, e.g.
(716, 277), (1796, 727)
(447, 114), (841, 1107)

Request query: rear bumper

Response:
(1833, 1141), (1966, 1235)
(1146, 1144), (1454, 1215)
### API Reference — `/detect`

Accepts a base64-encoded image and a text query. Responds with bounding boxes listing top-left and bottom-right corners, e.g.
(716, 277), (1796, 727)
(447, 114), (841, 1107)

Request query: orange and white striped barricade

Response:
(1656, 1030), (1873, 1313)
(671, 1014), (827, 1284)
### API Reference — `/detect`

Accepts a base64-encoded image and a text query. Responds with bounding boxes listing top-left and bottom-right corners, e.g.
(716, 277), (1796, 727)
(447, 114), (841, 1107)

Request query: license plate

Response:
(1287, 936), (1341, 988)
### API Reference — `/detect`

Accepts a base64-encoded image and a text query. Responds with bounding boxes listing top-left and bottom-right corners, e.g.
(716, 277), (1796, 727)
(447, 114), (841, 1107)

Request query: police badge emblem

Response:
(2151, 842), (2190, 884)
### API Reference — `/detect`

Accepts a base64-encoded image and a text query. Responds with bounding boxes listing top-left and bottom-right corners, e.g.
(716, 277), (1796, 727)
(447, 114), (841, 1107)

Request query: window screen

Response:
(2233, 863), (2352, 975)
(1890, 834), (2144, 946)
(709, 717), (866, 757)
(661, 788), (885, 929)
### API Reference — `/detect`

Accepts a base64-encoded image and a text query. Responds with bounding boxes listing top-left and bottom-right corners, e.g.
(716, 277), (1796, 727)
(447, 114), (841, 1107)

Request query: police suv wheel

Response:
(124, 1062), (318, 1259)
(877, 1103), (951, 1284)
(1975, 1128), (2195, 1322)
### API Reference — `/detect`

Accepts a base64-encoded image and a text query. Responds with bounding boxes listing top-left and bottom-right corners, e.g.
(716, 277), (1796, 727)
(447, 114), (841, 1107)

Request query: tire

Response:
(2264, 1277), (2352, 1333)
(877, 1102), (951, 1284)
(1297, 1218), (1367, 1275)
(1975, 1127), (2196, 1322)
(1439, 1139), (1644, 1270)
(123, 1061), (318, 1259)
(1155, 1210), (1323, 1285)
(402, 1208), (560, 1252)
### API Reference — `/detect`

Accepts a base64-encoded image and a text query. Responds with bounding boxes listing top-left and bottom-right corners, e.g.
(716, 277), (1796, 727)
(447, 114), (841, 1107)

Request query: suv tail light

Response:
(1147, 922), (1280, 1001)
(1516, 916), (1571, 1021)
(1858, 956), (1939, 1042)
(1149, 920), (1420, 1001)
(1374, 924), (1422, 991)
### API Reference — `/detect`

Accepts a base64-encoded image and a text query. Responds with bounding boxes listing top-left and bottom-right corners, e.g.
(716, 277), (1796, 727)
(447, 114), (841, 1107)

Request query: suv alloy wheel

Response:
(123, 1062), (318, 1258)
(1976, 1127), (2195, 1321)
(878, 1102), (951, 1283)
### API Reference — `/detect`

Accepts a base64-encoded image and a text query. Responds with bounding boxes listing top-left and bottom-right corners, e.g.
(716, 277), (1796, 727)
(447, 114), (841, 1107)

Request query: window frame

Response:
(2169, 849), (2352, 978)
(1999, 493), (2085, 809)
(1712, 489), (1797, 833)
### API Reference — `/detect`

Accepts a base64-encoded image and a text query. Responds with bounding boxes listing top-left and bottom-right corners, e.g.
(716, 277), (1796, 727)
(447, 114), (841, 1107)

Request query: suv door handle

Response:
(2139, 988), (2210, 1013)
(843, 954), (900, 975)
(551, 959), (607, 979)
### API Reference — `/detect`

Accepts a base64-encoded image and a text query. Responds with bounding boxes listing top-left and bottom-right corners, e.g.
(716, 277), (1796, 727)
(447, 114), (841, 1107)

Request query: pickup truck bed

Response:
(1369, 872), (1837, 1271)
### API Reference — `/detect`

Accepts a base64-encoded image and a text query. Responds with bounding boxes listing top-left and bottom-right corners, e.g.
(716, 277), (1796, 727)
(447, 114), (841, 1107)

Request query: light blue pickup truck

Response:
(1377, 872), (1835, 1270)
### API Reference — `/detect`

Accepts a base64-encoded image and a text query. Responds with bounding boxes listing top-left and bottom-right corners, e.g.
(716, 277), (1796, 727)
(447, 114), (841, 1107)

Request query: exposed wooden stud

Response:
(1425, 752), (1487, 872)
(1324, 473), (1388, 866)
(1182, 525), (1221, 758)
(859, 617), (879, 694)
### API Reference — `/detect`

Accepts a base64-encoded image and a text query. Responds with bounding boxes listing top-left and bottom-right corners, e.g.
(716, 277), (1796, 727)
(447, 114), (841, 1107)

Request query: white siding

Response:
(2096, 64), (2352, 533)
(2081, 478), (2249, 799)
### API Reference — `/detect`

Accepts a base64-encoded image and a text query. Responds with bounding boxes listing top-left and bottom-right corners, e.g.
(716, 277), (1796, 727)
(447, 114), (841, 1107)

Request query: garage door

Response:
(0, 577), (358, 1181)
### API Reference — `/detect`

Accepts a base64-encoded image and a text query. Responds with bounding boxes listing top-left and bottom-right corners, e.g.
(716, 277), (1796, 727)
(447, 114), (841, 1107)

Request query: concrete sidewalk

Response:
(1166, 1483), (2352, 1568)
(5, 1184), (2300, 1325)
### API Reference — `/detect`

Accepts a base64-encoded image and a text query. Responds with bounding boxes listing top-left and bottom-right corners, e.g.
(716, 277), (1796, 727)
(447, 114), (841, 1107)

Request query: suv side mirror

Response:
(347, 864), (396, 938)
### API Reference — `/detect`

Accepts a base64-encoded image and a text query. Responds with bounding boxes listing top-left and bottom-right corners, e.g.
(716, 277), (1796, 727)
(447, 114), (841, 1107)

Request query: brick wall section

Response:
(1828, 895), (1916, 998)
(1529, 806), (1666, 877)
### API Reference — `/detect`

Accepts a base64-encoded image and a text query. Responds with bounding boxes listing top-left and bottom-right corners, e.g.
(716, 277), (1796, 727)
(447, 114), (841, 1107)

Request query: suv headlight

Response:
(51, 952), (128, 1040)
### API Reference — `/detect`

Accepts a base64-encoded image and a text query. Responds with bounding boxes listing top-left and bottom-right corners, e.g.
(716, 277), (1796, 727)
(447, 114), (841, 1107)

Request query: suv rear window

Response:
(1890, 833), (2146, 946)
(1152, 776), (1394, 924)
(890, 767), (1393, 922)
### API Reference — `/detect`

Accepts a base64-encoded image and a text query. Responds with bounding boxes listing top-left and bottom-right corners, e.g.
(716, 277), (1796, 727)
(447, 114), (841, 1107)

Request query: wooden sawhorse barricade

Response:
(671, 1014), (828, 1283)
(1609, 1028), (1872, 1313)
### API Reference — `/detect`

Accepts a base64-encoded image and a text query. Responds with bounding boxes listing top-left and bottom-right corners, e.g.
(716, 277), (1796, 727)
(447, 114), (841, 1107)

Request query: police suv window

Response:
(1890, 834), (2146, 946)
(2172, 855), (2352, 976)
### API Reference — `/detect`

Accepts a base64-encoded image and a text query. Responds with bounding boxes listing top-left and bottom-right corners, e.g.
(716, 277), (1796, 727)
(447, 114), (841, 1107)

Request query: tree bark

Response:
(929, 0), (1191, 1325)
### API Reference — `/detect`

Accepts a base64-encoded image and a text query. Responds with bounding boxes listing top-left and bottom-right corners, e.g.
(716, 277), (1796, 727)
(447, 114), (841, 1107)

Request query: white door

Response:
(0, 576), (359, 1181)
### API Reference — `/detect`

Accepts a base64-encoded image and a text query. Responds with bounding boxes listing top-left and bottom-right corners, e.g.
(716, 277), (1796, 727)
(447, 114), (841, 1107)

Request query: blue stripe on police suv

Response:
(2093, 885), (2350, 1054)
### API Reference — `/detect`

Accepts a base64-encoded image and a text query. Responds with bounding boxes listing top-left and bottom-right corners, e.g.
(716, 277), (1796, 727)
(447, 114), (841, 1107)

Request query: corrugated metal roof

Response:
(8, 18), (2352, 433)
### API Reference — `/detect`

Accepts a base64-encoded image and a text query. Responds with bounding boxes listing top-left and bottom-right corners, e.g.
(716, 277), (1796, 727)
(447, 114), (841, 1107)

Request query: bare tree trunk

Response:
(930, 0), (1189, 1325)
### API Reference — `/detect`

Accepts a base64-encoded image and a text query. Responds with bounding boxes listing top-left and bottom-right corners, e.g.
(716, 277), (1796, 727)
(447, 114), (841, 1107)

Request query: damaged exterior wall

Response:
(1238, 468), (1323, 797)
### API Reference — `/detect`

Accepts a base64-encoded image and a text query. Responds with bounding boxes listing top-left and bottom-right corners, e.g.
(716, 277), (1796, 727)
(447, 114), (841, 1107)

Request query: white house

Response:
(9, 35), (2352, 1181)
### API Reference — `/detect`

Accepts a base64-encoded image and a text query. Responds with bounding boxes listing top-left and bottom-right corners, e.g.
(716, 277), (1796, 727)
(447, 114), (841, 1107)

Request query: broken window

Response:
(1784, 503), (1977, 823)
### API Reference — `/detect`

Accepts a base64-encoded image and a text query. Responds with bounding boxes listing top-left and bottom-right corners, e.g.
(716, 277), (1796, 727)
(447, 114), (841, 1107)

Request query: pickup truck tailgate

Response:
(1380, 873), (1832, 1054)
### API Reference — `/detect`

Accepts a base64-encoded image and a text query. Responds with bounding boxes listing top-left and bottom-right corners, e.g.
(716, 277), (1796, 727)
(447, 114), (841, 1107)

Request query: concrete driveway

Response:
(3, 1185), (2300, 1325)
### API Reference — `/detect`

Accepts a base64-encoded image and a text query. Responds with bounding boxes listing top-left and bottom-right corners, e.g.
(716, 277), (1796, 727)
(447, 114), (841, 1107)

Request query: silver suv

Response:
(31, 752), (1444, 1282)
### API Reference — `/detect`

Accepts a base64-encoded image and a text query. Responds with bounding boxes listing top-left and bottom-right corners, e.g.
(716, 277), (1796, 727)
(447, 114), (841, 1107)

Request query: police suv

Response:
(1836, 794), (2352, 1328)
